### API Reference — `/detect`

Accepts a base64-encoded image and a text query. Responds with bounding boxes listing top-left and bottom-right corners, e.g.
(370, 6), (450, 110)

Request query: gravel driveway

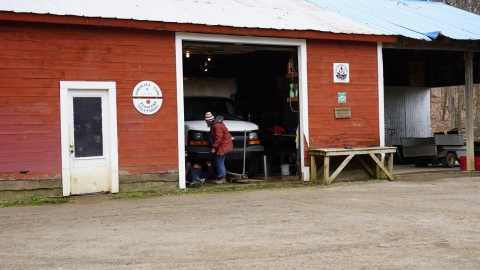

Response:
(1, 172), (480, 269)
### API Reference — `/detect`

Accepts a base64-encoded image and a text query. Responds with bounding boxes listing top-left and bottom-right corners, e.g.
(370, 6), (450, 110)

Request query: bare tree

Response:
(430, 0), (479, 136)
(430, 0), (480, 14)
(441, 87), (448, 121)
(456, 85), (465, 130)
(474, 84), (480, 138)
(448, 87), (457, 129)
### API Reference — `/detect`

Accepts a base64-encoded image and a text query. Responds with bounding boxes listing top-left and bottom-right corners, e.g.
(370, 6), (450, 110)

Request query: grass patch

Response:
(0, 179), (386, 205)
(0, 197), (73, 207)
(110, 180), (316, 200)
(110, 192), (149, 200)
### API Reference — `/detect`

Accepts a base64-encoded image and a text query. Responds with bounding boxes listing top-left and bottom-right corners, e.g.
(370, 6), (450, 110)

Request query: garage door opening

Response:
(175, 34), (308, 188)
(382, 48), (480, 172)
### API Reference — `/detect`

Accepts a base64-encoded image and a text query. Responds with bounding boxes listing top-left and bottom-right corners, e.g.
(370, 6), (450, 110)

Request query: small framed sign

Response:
(335, 108), (351, 119)
(338, 92), (346, 103)
(333, 63), (349, 83)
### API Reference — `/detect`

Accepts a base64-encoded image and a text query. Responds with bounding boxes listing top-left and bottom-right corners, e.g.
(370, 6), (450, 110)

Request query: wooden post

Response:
(310, 154), (317, 184)
(465, 51), (475, 171)
(374, 153), (383, 179)
(387, 153), (394, 177)
(323, 156), (330, 185)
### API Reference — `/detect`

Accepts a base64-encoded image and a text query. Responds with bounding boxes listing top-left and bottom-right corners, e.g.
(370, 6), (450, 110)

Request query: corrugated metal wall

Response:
(384, 87), (430, 146)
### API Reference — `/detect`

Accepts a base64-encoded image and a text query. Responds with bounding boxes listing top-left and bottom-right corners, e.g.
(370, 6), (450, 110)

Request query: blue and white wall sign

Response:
(132, 81), (163, 115)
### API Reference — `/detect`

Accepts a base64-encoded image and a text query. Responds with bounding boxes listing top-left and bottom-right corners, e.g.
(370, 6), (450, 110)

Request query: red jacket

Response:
(210, 116), (233, 156)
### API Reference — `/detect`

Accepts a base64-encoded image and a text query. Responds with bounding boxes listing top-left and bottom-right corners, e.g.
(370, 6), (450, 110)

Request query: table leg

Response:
(370, 153), (394, 180)
(375, 153), (382, 179)
(310, 154), (316, 184)
(387, 153), (394, 176)
(323, 156), (330, 185)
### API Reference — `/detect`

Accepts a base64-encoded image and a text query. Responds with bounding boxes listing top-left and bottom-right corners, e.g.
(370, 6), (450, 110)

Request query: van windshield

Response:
(184, 97), (246, 121)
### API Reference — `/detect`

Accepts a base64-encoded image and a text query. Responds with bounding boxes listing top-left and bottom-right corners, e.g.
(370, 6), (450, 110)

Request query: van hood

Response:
(185, 120), (259, 132)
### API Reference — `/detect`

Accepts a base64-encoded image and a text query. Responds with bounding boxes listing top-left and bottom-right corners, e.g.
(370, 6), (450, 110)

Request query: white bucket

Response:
(281, 164), (290, 175)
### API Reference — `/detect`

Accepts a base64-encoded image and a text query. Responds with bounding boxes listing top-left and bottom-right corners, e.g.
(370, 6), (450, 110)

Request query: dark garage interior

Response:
(182, 41), (301, 176)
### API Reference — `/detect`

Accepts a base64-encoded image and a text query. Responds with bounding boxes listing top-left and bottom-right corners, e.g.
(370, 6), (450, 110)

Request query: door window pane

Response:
(73, 97), (103, 157)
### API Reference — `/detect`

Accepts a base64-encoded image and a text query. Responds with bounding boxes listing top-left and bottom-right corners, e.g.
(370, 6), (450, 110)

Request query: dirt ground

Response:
(1, 172), (480, 269)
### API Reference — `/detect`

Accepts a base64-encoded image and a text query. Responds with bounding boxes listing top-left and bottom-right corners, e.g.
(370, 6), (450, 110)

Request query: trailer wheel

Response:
(442, 152), (456, 168)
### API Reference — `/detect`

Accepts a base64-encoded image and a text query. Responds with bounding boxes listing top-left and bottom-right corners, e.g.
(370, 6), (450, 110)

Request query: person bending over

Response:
(187, 160), (214, 188)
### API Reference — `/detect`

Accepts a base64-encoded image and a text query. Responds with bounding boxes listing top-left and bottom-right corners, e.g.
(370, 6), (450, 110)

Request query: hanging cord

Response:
(289, 97), (298, 113)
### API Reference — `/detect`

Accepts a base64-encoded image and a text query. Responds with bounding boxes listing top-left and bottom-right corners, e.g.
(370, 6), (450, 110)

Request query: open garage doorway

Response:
(175, 33), (308, 188)
(382, 48), (480, 172)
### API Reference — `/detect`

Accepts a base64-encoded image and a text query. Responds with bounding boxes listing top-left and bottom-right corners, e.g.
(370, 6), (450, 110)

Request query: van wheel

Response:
(246, 159), (258, 178)
(442, 152), (456, 168)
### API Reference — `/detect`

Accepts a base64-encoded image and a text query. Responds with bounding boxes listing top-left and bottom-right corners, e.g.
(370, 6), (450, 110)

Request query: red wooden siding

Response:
(0, 21), (178, 179)
(307, 40), (380, 148)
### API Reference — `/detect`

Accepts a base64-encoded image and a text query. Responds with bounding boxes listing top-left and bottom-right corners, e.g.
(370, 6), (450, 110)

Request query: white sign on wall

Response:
(333, 63), (350, 83)
(132, 81), (163, 115)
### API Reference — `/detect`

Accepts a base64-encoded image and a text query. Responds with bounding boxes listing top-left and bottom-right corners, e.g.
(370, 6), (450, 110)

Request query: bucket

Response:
(460, 156), (466, 170)
(459, 156), (480, 171)
(281, 164), (290, 175)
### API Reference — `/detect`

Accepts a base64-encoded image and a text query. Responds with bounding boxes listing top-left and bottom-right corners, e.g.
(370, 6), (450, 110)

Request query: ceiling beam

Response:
(384, 37), (480, 52)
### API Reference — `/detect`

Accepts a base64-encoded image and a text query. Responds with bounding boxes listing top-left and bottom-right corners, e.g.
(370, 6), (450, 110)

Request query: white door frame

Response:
(377, 42), (385, 147)
(60, 81), (119, 196)
(175, 33), (309, 188)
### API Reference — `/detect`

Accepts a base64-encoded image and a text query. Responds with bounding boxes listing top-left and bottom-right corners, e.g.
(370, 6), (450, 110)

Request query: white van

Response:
(183, 77), (264, 177)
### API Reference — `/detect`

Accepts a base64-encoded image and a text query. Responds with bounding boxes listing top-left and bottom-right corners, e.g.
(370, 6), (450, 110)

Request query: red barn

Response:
(0, 0), (396, 200)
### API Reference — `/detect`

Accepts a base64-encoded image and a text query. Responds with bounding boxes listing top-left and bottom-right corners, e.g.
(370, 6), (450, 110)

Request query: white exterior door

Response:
(68, 90), (109, 194)
(60, 82), (119, 196)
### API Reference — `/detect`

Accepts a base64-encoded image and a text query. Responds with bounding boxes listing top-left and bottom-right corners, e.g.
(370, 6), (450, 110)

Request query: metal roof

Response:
(307, 0), (480, 41)
(0, 0), (386, 36)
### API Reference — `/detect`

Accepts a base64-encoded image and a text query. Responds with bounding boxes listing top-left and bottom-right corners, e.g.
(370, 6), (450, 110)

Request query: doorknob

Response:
(69, 143), (74, 154)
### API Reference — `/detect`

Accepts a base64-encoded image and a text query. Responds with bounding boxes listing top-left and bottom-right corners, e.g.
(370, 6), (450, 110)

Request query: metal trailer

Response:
(401, 133), (465, 168)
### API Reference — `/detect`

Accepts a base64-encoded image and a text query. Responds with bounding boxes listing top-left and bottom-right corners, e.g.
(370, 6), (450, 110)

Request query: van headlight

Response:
(248, 131), (261, 145)
(188, 130), (209, 146)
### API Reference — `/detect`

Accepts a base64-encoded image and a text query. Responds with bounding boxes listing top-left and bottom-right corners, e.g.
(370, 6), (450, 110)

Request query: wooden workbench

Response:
(309, 147), (397, 184)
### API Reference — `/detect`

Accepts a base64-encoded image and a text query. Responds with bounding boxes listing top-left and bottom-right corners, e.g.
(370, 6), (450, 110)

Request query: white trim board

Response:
(377, 43), (385, 147)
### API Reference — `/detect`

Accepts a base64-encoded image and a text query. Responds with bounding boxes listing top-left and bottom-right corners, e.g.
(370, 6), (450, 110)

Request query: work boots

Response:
(212, 176), (226, 185)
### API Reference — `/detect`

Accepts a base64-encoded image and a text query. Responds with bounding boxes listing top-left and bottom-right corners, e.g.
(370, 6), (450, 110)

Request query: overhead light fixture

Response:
(205, 61), (208, 67)
(186, 51), (190, 58)
(207, 55), (211, 61)
(205, 68), (208, 72)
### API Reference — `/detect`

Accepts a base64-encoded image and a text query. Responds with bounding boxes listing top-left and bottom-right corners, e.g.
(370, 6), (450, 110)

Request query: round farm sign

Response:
(132, 81), (163, 115)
